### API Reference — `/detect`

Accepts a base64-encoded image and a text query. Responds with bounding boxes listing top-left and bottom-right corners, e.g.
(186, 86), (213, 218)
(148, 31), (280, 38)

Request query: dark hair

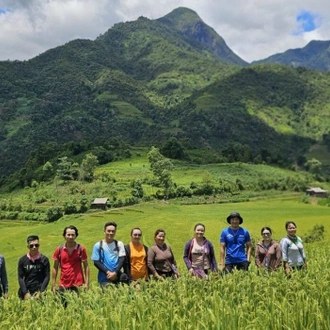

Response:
(194, 223), (205, 230)
(27, 235), (39, 243)
(63, 225), (79, 237)
(285, 221), (297, 229)
(154, 229), (165, 237)
(104, 222), (117, 230)
(130, 227), (142, 236)
(260, 227), (272, 235)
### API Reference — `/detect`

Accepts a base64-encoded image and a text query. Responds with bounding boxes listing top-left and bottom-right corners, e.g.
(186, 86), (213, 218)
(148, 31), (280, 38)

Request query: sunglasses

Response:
(29, 244), (40, 248)
(133, 234), (142, 237)
(262, 233), (271, 236)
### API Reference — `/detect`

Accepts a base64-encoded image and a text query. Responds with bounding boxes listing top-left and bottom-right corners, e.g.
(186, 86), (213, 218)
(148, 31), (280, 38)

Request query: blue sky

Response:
(0, 0), (329, 62)
(296, 10), (321, 34)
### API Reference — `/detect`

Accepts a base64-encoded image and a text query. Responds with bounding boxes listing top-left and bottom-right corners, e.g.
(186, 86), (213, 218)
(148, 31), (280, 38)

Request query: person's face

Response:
(155, 232), (165, 246)
(131, 229), (142, 243)
(262, 230), (272, 241)
(194, 225), (205, 238)
(286, 223), (297, 236)
(28, 239), (40, 256)
(229, 217), (240, 228)
(64, 229), (77, 242)
(105, 225), (116, 241)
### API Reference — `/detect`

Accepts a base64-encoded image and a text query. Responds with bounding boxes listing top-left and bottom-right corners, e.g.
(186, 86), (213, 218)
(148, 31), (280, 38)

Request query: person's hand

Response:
(3, 293), (8, 299)
(24, 292), (31, 300)
(189, 268), (194, 276)
(107, 271), (117, 280)
(155, 273), (164, 281)
(52, 285), (57, 293)
(83, 283), (89, 290)
(33, 292), (40, 300)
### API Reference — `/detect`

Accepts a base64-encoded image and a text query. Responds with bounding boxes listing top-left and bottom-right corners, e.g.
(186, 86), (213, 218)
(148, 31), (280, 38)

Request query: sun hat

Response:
(226, 211), (243, 224)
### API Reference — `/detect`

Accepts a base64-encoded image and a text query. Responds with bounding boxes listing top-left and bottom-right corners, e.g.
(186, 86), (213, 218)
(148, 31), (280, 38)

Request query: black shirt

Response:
(18, 254), (50, 295)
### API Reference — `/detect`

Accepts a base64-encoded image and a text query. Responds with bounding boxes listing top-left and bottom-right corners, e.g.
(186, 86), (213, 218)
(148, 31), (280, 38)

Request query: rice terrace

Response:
(0, 149), (330, 330)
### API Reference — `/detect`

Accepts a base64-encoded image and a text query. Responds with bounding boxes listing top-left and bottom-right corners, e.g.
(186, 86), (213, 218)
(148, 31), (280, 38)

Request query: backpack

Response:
(58, 244), (82, 267)
(98, 240), (118, 263)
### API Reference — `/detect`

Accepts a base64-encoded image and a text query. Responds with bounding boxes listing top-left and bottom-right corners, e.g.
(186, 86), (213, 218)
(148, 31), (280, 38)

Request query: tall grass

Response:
(1, 246), (330, 330)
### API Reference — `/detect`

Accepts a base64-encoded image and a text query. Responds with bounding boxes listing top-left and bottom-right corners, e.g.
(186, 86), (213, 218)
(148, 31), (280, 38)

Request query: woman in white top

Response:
(280, 221), (306, 275)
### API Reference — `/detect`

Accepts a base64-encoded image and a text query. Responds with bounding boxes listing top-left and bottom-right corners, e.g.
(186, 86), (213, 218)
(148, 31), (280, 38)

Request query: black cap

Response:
(227, 212), (243, 224)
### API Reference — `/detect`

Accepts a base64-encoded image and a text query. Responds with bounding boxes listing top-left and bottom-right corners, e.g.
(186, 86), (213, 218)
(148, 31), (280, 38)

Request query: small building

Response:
(91, 198), (109, 210)
(306, 187), (328, 198)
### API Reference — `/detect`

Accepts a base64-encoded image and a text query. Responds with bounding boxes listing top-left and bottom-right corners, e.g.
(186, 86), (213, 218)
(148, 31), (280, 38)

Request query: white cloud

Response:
(0, 0), (330, 62)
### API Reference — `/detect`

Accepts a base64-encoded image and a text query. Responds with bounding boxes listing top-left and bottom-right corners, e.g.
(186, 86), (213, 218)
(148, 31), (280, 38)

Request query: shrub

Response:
(46, 207), (63, 222)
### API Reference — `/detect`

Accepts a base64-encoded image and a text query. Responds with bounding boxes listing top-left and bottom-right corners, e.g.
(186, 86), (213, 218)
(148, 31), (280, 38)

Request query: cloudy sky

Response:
(0, 0), (328, 62)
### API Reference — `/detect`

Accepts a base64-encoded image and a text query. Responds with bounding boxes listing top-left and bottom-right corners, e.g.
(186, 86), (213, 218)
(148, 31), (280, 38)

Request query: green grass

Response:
(1, 197), (329, 294)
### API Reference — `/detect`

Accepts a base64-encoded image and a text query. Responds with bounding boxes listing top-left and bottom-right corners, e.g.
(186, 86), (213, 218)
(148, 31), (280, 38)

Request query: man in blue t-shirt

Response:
(91, 222), (127, 287)
(220, 212), (252, 274)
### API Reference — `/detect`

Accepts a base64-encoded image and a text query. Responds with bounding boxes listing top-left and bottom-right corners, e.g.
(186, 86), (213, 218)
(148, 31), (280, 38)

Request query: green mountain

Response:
(158, 7), (248, 66)
(254, 40), (330, 71)
(0, 7), (330, 184)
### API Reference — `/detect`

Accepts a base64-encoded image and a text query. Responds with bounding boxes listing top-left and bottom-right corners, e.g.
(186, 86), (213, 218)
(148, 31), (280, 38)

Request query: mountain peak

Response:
(158, 7), (247, 66)
(160, 7), (202, 27)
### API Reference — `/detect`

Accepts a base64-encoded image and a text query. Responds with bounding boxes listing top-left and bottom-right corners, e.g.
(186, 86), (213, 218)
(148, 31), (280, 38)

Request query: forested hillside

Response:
(0, 7), (330, 187)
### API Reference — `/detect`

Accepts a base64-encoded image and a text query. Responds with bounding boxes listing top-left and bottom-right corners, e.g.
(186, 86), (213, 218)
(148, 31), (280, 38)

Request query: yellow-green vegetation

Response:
(0, 199), (330, 329)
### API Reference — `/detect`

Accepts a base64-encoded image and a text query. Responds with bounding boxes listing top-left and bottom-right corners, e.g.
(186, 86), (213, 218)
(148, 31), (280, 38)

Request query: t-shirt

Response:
(191, 240), (211, 270)
(220, 227), (250, 264)
(129, 242), (148, 280)
(280, 236), (305, 267)
(53, 244), (87, 288)
(18, 254), (50, 294)
(91, 240), (125, 283)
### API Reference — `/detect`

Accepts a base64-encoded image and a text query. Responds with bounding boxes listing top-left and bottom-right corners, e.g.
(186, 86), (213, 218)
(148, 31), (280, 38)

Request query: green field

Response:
(1, 197), (330, 329)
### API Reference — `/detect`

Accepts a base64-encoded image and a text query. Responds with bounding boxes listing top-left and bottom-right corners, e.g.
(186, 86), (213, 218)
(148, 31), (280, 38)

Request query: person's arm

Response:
(1, 257), (8, 297)
(280, 239), (290, 275)
(40, 257), (50, 293)
(18, 257), (30, 299)
(114, 256), (125, 275)
(220, 242), (226, 270)
(82, 260), (89, 289)
(183, 240), (193, 270)
(255, 244), (262, 267)
(275, 244), (282, 270)
(52, 260), (59, 292)
(246, 241), (252, 262)
(208, 241), (218, 272)
(147, 246), (162, 280)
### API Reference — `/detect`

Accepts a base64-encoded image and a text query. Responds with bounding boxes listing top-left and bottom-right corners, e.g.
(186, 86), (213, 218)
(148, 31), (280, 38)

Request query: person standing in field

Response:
(52, 225), (89, 295)
(280, 221), (307, 275)
(255, 227), (282, 272)
(0, 253), (8, 298)
(183, 223), (218, 279)
(220, 212), (252, 274)
(124, 227), (149, 284)
(91, 222), (128, 288)
(147, 229), (180, 280)
(18, 235), (50, 300)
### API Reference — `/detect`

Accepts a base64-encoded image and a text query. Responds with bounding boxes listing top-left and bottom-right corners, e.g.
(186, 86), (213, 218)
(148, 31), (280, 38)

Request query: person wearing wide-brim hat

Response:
(220, 212), (252, 274)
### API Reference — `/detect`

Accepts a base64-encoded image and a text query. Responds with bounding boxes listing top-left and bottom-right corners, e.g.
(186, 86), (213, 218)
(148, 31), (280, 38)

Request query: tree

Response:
(160, 137), (185, 159)
(148, 146), (174, 198)
(81, 153), (99, 182)
(305, 158), (322, 174)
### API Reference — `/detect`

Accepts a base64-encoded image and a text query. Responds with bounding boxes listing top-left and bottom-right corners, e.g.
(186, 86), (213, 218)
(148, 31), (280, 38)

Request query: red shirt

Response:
(53, 244), (87, 288)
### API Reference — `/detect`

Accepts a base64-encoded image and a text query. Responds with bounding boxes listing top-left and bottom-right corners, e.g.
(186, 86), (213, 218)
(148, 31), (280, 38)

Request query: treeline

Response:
(0, 138), (131, 192)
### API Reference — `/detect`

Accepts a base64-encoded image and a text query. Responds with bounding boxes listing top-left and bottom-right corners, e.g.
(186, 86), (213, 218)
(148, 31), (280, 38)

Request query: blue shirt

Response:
(91, 240), (125, 283)
(220, 227), (250, 264)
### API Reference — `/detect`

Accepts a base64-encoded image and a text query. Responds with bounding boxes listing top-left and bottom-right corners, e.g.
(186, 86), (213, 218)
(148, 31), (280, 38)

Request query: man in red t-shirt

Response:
(52, 225), (89, 297)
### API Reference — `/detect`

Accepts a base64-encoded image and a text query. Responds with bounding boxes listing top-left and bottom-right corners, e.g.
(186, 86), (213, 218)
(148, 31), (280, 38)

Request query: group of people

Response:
(0, 212), (307, 300)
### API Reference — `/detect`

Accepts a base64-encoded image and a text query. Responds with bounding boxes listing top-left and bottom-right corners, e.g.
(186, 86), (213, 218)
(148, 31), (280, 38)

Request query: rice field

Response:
(0, 198), (330, 329)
